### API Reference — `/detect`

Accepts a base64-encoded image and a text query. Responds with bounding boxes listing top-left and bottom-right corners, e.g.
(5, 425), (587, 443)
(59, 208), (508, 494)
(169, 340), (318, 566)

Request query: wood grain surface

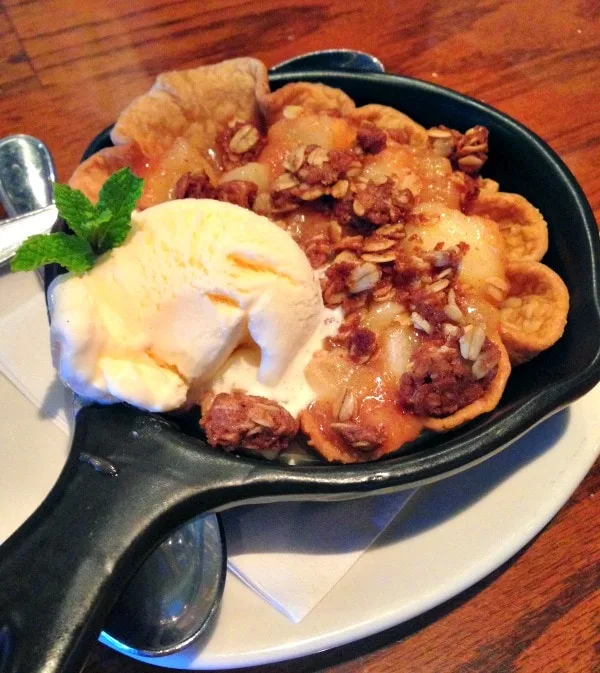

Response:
(1, 0), (599, 671)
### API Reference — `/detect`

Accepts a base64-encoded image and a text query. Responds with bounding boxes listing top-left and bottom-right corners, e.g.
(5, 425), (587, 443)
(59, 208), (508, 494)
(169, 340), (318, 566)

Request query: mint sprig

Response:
(96, 167), (143, 252)
(10, 167), (143, 273)
(11, 233), (95, 273)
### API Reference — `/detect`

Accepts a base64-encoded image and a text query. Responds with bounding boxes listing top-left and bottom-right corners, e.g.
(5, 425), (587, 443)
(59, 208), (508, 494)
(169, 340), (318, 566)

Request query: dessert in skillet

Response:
(23, 58), (569, 463)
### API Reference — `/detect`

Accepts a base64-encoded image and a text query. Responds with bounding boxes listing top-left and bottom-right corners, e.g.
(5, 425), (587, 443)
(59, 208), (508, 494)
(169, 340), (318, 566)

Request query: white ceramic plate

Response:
(145, 386), (600, 670)
(1, 270), (599, 671)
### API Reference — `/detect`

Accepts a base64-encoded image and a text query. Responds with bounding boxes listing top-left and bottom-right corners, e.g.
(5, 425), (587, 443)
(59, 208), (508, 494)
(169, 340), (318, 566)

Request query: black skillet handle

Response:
(269, 49), (385, 74)
(0, 404), (255, 673)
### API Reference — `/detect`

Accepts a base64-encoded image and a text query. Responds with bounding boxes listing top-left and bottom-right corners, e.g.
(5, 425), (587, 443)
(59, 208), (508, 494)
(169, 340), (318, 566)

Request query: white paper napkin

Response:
(0, 278), (416, 623)
(0, 291), (71, 434)
(222, 490), (415, 622)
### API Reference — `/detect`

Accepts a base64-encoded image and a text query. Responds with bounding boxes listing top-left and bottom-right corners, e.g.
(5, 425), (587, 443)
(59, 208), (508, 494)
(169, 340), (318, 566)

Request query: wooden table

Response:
(1, 0), (599, 670)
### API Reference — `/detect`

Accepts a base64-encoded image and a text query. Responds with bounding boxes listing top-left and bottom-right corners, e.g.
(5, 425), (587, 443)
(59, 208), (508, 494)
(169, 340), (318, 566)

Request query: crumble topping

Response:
(174, 171), (258, 209)
(398, 336), (500, 417)
(216, 121), (267, 170)
(176, 114), (502, 459)
(427, 124), (489, 175)
(330, 421), (384, 452)
(201, 392), (299, 454)
(356, 121), (387, 155)
(271, 144), (359, 211)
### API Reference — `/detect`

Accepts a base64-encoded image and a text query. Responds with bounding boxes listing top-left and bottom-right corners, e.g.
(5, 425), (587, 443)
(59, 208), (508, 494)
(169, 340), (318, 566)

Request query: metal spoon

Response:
(0, 135), (227, 656)
(0, 135), (58, 266)
(0, 134), (56, 216)
(101, 514), (226, 657)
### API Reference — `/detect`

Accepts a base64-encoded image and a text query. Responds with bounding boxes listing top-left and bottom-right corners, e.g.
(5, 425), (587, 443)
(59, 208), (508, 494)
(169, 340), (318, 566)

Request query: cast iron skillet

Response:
(1, 56), (600, 673)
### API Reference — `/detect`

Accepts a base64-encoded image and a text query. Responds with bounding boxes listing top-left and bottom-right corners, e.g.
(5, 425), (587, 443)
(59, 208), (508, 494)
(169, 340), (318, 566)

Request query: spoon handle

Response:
(0, 135), (56, 217)
(0, 206), (58, 267)
(0, 405), (254, 673)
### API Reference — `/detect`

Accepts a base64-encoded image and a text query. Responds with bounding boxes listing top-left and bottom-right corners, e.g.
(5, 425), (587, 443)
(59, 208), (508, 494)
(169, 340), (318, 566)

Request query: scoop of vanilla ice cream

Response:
(50, 199), (326, 411)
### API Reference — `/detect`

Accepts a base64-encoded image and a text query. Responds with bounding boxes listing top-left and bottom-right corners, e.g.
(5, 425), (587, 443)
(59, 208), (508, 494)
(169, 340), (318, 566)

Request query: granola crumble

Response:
(216, 120), (267, 170)
(201, 392), (299, 453)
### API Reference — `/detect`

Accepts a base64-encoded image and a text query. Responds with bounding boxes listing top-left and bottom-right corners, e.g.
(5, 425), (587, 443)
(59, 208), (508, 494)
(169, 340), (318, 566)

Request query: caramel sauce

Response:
(361, 144), (461, 209)
(463, 291), (502, 334)
(259, 114), (357, 179)
(282, 207), (332, 244)
(304, 401), (352, 462)
(129, 147), (153, 178)
(133, 138), (221, 209)
(303, 344), (423, 461)
(304, 373), (423, 462)
(353, 354), (423, 454)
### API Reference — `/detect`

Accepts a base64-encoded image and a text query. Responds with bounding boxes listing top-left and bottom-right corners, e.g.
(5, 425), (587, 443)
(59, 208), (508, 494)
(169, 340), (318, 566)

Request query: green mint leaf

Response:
(52, 183), (98, 242)
(86, 208), (113, 247)
(96, 167), (143, 253)
(11, 170), (144, 275)
(10, 233), (94, 273)
(93, 208), (113, 226)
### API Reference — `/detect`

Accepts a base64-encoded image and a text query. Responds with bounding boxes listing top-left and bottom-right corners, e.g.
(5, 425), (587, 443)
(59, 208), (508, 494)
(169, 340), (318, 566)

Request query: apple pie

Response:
(70, 58), (569, 463)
